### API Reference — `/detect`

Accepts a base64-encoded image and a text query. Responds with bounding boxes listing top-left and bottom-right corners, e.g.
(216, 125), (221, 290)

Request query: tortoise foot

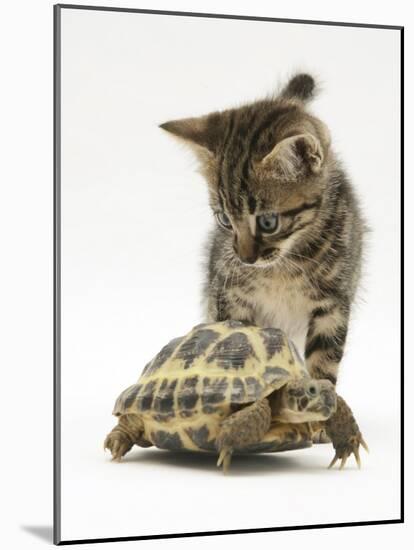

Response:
(215, 398), (272, 473)
(325, 395), (369, 470)
(328, 433), (369, 470)
(104, 428), (134, 462)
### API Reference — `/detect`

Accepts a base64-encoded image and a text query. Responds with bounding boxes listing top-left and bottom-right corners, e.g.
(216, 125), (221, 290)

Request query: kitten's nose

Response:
(234, 227), (258, 264)
(235, 242), (258, 264)
(238, 252), (258, 264)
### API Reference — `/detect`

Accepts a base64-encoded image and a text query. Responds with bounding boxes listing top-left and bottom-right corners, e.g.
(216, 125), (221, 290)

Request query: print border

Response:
(53, 3), (404, 545)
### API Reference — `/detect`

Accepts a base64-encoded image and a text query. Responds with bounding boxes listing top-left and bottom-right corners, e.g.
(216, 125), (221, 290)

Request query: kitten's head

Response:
(160, 73), (332, 267)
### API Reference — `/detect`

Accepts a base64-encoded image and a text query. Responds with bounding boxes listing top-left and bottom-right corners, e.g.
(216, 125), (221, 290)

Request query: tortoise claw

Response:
(104, 430), (133, 461)
(328, 452), (339, 469)
(361, 437), (369, 453)
(353, 447), (361, 469)
(217, 447), (233, 474)
(328, 434), (368, 470)
(339, 454), (349, 470)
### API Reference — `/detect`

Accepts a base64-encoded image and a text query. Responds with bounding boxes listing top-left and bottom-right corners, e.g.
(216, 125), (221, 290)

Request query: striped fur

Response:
(160, 73), (366, 386)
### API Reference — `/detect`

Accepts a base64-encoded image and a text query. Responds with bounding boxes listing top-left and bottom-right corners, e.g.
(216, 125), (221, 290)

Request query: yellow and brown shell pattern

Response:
(113, 321), (311, 453)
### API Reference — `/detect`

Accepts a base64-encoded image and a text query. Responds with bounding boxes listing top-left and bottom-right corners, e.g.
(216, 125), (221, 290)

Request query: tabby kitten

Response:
(160, 73), (365, 387)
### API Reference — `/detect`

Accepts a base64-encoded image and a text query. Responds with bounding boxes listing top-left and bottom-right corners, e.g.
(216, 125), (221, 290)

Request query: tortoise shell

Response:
(112, 320), (308, 452)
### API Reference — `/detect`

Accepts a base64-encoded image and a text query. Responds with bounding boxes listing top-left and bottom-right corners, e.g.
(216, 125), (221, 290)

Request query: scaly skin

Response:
(216, 399), (272, 473)
(324, 395), (368, 469)
(104, 414), (151, 461)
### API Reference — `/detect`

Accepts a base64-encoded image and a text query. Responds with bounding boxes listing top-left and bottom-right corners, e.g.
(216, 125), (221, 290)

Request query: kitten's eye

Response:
(216, 211), (233, 230)
(257, 213), (279, 234)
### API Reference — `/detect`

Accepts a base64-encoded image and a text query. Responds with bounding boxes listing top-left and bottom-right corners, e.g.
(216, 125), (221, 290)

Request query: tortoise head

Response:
(272, 378), (337, 423)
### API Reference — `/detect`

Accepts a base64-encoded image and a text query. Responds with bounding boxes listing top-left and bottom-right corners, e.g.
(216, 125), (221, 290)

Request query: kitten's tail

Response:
(280, 73), (317, 103)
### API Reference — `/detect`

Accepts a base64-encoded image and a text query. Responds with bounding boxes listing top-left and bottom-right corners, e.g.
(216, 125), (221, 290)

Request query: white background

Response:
(0, 1), (410, 550)
(59, 5), (401, 542)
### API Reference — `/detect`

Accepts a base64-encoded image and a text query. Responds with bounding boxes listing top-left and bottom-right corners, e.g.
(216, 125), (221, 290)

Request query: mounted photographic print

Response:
(54, 4), (403, 545)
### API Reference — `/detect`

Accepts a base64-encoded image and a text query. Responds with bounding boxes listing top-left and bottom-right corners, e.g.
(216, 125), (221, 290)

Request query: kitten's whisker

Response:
(208, 253), (234, 292)
(285, 250), (321, 267)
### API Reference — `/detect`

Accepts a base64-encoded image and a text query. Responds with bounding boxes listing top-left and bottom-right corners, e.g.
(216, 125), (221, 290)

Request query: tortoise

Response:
(104, 321), (368, 472)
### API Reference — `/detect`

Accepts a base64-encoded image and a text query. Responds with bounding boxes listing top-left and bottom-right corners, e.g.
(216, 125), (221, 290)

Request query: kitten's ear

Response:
(259, 133), (324, 181)
(159, 113), (221, 154)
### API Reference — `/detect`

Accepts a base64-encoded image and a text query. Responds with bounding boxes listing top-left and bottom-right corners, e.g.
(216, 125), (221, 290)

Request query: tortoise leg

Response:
(256, 422), (313, 452)
(309, 422), (331, 444)
(216, 399), (271, 474)
(104, 413), (150, 462)
(324, 395), (369, 470)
